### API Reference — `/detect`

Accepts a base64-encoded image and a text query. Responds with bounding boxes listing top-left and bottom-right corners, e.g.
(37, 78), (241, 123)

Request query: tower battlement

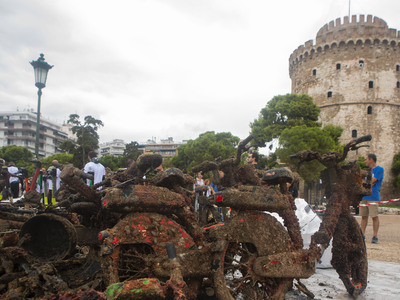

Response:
(289, 15), (400, 65)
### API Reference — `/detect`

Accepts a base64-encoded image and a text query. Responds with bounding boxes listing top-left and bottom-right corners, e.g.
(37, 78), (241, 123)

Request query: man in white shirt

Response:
(8, 162), (20, 198)
(47, 161), (62, 203)
(84, 151), (105, 190)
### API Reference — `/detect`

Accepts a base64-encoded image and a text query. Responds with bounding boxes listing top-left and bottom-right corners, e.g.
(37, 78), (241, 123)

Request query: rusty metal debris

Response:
(0, 135), (372, 299)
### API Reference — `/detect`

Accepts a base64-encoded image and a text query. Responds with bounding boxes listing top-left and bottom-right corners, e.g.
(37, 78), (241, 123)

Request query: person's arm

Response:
(210, 185), (215, 195)
(372, 167), (384, 186)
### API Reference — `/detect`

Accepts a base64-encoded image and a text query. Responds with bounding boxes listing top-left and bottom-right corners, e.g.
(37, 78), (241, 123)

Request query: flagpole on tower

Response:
(348, 0), (351, 18)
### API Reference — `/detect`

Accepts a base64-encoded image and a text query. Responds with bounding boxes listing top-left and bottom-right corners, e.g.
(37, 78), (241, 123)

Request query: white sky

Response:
(1, 0), (400, 145)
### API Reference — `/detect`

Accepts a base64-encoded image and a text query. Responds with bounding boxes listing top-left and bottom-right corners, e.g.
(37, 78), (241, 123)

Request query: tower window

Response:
(336, 63), (341, 70)
(397, 65), (400, 72)
(367, 106), (372, 114)
(359, 60), (364, 67)
(352, 130), (358, 138)
(327, 91), (332, 98)
(369, 81), (374, 88)
(313, 69), (317, 76)
(397, 81), (400, 88)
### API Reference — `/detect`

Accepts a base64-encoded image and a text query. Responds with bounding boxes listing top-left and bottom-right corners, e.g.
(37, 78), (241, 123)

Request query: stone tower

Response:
(289, 15), (400, 199)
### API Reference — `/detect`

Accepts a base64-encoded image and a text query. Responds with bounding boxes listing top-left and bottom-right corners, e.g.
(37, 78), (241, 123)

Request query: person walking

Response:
(360, 153), (384, 244)
(8, 162), (20, 198)
(84, 151), (105, 190)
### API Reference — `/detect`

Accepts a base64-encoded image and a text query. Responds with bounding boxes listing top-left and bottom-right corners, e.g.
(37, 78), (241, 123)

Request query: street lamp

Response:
(30, 53), (53, 159)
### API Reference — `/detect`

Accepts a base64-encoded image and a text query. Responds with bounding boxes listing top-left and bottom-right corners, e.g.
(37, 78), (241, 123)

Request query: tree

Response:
(162, 157), (175, 169)
(41, 153), (74, 169)
(59, 140), (77, 154)
(357, 156), (369, 170)
(250, 94), (343, 182)
(250, 94), (320, 147)
(98, 155), (122, 171)
(260, 153), (279, 170)
(276, 125), (343, 181)
(0, 145), (34, 174)
(171, 131), (240, 172)
(392, 153), (400, 188)
(0, 145), (33, 165)
(66, 114), (104, 168)
(120, 141), (142, 167)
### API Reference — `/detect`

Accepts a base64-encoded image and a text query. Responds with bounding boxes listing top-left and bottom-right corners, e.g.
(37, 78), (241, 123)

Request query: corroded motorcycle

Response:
(0, 135), (372, 299)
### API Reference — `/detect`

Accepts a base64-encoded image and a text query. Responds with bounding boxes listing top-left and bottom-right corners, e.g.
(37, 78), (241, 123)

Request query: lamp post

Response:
(30, 53), (53, 159)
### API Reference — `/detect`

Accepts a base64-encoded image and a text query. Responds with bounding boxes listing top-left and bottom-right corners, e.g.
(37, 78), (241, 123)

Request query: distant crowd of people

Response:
(0, 151), (105, 203)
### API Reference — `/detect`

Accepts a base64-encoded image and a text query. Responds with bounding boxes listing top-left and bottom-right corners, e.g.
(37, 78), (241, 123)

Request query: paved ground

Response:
(355, 214), (400, 263)
(286, 214), (400, 299)
(285, 260), (400, 300)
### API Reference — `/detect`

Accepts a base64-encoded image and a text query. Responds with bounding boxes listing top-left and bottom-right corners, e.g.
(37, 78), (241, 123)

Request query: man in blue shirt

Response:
(360, 154), (384, 244)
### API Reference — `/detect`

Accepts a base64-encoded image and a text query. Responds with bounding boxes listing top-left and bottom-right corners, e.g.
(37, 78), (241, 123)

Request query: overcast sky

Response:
(1, 0), (399, 145)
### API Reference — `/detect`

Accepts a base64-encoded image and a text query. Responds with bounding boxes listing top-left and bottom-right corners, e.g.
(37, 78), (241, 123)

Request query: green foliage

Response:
(276, 125), (343, 182)
(171, 143), (190, 170)
(41, 153), (74, 169)
(0, 145), (34, 174)
(171, 131), (240, 172)
(65, 114), (104, 168)
(261, 153), (279, 169)
(392, 153), (400, 188)
(99, 155), (122, 171)
(0, 145), (33, 165)
(120, 141), (142, 167)
(250, 94), (343, 182)
(162, 157), (175, 169)
(59, 140), (77, 154)
(250, 94), (320, 147)
(357, 156), (369, 170)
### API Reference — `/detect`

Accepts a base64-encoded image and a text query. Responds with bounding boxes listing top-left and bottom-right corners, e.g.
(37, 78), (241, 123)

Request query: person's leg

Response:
(372, 216), (379, 237)
(10, 181), (19, 198)
(368, 202), (379, 243)
(369, 202), (379, 236)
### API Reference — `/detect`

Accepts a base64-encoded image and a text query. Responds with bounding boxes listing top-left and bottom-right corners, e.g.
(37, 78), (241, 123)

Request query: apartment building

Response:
(0, 110), (71, 157)
(140, 137), (182, 157)
(99, 139), (125, 157)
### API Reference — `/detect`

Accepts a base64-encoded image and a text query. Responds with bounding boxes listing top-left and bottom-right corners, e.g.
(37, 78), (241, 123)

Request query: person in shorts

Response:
(360, 154), (384, 244)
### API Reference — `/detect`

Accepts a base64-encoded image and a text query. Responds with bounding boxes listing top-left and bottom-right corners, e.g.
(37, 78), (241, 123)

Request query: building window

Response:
(327, 91), (332, 98)
(336, 63), (341, 70)
(359, 60), (364, 67)
(397, 81), (400, 88)
(367, 106), (372, 114)
(397, 65), (400, 72)
(312, 69), (317, 76)
(369, 81), (374, 88)
(352, 130), (358, 138)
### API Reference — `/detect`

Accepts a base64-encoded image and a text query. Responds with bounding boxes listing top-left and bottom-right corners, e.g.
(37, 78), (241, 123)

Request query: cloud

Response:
(1, 0), (400, 147)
